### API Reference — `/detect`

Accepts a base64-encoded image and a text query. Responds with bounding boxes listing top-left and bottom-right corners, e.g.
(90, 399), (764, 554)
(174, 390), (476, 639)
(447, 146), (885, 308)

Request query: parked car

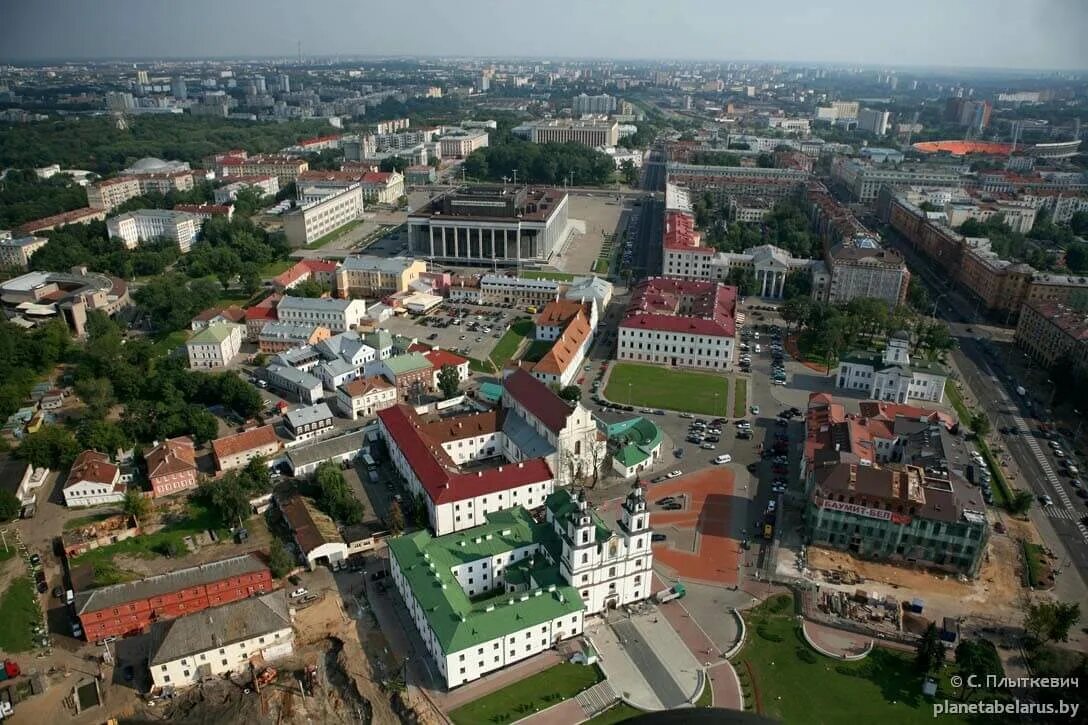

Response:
(667, 470), (682, 479)
(290, 587), (309, 598)
(651, 533), (668, 542)
(652, 475), (668, 483)
(713, 454), (732, 464)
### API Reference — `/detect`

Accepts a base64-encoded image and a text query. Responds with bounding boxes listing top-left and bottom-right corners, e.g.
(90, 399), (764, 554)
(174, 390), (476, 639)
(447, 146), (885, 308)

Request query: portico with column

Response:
(757, 268), (787, 298)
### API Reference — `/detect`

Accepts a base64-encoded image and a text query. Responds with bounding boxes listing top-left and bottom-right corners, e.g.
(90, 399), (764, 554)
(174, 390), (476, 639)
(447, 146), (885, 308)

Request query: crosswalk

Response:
(1010, 414), (1088, 541)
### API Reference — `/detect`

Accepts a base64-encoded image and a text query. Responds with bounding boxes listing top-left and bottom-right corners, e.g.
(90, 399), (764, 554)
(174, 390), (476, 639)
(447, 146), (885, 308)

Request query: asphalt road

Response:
(611, 619), (688, 708)
(886, 229), (1088, 585)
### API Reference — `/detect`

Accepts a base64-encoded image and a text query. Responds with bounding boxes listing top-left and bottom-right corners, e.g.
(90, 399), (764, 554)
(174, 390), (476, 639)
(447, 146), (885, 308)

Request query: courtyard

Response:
(603, 363), (731, 416)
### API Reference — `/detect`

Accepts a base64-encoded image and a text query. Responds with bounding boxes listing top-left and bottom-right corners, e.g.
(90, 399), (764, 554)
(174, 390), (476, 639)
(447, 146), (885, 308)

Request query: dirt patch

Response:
(806, 535), (1024, 626)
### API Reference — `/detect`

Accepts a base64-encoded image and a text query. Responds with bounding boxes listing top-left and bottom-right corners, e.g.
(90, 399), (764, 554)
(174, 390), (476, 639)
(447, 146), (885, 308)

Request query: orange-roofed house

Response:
(244, 293), (281, 341)
(211, 425), (283, 473)
(334, 375), (398, 420)
(272, 259), (339, 292)
(190, 304), (246, 331)
(528, 306), (593, 387)
(423, 348), (470, 389)
(146, 436), (200, 497)
(63, 450), (126, 507)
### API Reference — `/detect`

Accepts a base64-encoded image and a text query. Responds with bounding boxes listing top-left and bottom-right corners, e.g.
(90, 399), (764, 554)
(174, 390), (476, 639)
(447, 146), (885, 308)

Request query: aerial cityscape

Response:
(1, 1), (1087, 723)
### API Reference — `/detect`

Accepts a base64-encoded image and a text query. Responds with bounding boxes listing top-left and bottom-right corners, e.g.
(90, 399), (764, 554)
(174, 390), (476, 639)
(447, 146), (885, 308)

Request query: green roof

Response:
(545, 490), (613, 546)
(383, 352), (432, 375)
(364, 329), (392, 349)
(479, 382), (504, 402)
(187, 323), (242, 345)
(607, 417), (661, 469)
(387, 507), (584, 654)
(840, 351), (949, 376)
(614, 445), (650, 467)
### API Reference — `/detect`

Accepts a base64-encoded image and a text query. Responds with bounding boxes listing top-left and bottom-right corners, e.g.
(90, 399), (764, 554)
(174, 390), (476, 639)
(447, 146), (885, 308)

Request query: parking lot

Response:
(378, 302), (530, 367)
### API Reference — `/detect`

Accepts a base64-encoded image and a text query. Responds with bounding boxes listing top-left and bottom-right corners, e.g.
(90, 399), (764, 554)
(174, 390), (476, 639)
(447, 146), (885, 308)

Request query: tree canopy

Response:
(463, 140), (616, 186)
(315, 461), (365, 525)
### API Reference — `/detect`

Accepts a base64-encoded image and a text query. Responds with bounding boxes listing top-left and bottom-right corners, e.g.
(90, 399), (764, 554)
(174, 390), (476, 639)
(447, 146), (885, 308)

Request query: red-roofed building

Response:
(173, 203), (234, 222)
(244, 293), (281, 341)
(423, 348), (470, 388)
(191, 304), (246, 331)
(377, 368), (604, 535)
(63, 450), (126, 507)
(617, 277), (737, 371)
(526, 304), (593, 386)
(19, 207), (108, 234)
(146, 436), (199, 497)
(211, 426), (282, 473)
(272, 259), (339, 292)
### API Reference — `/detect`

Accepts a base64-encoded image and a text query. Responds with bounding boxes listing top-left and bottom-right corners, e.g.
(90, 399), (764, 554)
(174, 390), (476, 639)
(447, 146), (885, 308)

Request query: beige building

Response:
(88, 171), (195, 211)
(185, 322), (244, 370)
(1015, 301), (1088, 369)
(438, 130), (489, 158)
(528, 118), (619, 147)
(210, 152), (309, 185)
(0, 234), (48, 269)
(944, 200), (1037, 234)
(335, 376), (398, 420)
(211, 425), (283, 472)
(283, 184), (364, 247)
(107, 209), (202, 253)
(334, 255), (426, 298)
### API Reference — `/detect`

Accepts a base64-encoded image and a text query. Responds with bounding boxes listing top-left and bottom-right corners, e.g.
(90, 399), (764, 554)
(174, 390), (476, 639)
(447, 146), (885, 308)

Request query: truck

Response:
(653, 583), (687, 604)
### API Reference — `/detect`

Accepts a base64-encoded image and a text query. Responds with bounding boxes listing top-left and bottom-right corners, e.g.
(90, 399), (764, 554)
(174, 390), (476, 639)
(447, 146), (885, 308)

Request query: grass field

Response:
(1023, 540), (1047, 588)
(0, 577), (39, 653)
(259, 258), (296, 277)
(582, 703), (644, 725)
(737, 594), (969, 725)
(150, 329), (190, 357)
(73, 501), (229, 582)
(521, 339), (553, 363)
(604, 363), (729, 415)
(305, 219), (364, 250)
(733, 378), (748, 418)
(449, 663), (603, 725)
(488, 318), (533, 370)
(521, 270), (575, 282)
(0, 546), (15, 562)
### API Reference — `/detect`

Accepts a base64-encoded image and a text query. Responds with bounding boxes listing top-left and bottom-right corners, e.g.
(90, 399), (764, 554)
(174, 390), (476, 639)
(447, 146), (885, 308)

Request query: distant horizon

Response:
(3, 0), (1086, 72)
(1, 53), (1083, 77)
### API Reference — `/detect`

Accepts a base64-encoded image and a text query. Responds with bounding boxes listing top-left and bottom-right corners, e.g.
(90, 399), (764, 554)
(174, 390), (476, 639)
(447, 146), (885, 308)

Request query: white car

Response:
(750, 405), (760, 415)
(667, 470), (682, 479)
(713, 454), (732, 464)
(290, 587), (309, 599)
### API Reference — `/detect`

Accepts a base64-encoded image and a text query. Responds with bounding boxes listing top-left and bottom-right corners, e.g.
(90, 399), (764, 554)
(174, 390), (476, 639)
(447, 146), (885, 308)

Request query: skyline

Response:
(2, 0), (1087, 72)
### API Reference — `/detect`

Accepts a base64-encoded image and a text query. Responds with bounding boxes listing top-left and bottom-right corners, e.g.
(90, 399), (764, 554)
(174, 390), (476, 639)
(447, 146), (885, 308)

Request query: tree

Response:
(558, 385), (582, 402)
(240, 263), (262, 295)
(1070, 211), (1088, 236)
(77, 419), (130, 455)
(292, 278), (329, 298)
(198, 474), (251, 528)
(1024, 601), (1081, 644)
(379, 156), (408, 173)
(781, 272), (812, 301)
(1065, 241), (1088, 273)
(1007, 489), (1035, 516)
(781, 296), (812, 335)
(0, 490), (20, 522)
(969, 412), (992, 438)
(619, 159), (639, 186)
(907, 277), (931, 313)
(412, 492), (428, 528)
(915, 622), (947, 674)
(315, 461), (364, 524)
(436, 364), (461, 399)
(17, 425), (80, 469)
(954, 639), (1003, 701)
(268, 538), (295, 578)
(388, 500), (406, 535)
(122, 489), (152, 525)
(725, 267), (757, 297)
(74, 376), (115, 419)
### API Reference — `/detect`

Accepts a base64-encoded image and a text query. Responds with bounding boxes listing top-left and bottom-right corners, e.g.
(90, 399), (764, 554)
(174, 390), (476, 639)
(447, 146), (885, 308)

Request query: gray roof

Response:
(279, 295), (358, 313)
(317, 331), (373, 363)
(266, 364), (323, 390)
(148, 590), (291, 666)
(273, 345), (320, 367)
(75, 554), (267, 615)
(285, 403), (334, 429)
(320, 358), (357, 377)
(259, 321), (323, 340)
(287, 429), (368, 470)
(341, 255), (417, 274)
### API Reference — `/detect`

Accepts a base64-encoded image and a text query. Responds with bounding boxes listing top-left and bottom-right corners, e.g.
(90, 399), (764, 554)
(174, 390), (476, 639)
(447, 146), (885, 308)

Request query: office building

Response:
(666, 163), (808, 201)
(276, 295), (368, 333)
(170, 76), (187, 100)
(438, 129), (489, 158)
(185, 322), (244, 370)
(407, 187), (570, 266)
(283, 403), (335, 443)
(257, 322), (331, 353)
(213, 175), (281, 204)
(389, 485), (651, 688)
(832, 159), (962, 203)
(334, 255), (427, 298)
(107, 209), (202, 253)
(18, 207), (107, 234)
(802, 393), (988, 577)
(207, 151), (309, 185)
(525, 119), (619, 147)
(857, 108), (891, 136)
(264, 364), (324, 405)
(283, 183), (365, 247)
(149, 591), (293, 690)
(617, 277), (737, 372)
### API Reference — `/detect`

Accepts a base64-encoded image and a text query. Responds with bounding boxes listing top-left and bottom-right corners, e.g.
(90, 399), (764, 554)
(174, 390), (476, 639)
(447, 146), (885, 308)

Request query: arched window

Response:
(574, 440), (581, 455)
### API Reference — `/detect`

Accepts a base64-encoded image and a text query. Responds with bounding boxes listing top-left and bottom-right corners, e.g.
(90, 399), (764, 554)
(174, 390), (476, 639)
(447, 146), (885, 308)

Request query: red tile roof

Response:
(423, 349), (469, 369)
(377, 405), (553, 504)
(245, 293), (281, 321)
(503, 368), (573, 434)
(621, 277), (737, 337)
(146, 436), (198, 479)
(663, 210), (708, 252)
(211, 425), (280, 462)
(272, 260), (339, 288)
(65, 450), (120, 488)
(193, 305), (246, 324)
(340, 375), (394, 397)
(533, 309), (591, 376)
(535, 299), (585, 327)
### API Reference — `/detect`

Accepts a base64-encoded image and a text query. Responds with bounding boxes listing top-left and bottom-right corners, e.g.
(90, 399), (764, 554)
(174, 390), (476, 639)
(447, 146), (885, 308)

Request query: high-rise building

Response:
(106, 92), (135, 111)
(171, 76), (187, 100)
(136, 69), (149, 85)
(857, 108), (890, 136)
(571, 93), (616, 115)
(276, 73), (291, 93)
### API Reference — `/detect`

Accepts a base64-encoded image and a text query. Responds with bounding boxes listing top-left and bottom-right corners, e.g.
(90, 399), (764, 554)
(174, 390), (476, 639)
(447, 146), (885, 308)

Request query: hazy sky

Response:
(3, 0), (1087, 70)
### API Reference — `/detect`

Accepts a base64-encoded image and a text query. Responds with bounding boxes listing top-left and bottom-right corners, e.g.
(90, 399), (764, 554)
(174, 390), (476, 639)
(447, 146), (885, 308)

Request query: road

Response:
(886, 229), (1088, 590)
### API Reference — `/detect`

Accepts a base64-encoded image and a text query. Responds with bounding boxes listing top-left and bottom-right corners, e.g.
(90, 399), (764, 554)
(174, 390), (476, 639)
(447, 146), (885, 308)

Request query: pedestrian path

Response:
(1011, 414), (1087, 541)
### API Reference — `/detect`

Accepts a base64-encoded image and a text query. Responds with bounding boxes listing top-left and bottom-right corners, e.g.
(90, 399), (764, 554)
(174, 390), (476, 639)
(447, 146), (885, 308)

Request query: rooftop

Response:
(340, 375), (394, 398)
(279, 495), (342, 554)
(286, 429), (368, 471)
(211, 425), (280, 461)
(75, 554), (268, 615)
(503, 368), (574, 435)
(145, 437), (197, 480)
(383, 352), (433, 376)
(387, 506), (582, 654)
(65, 450), (119, 488)
(149, 590), (291, 666)
(341, 255), (420, 273)
(186, 322), (243, 345)
(621, 277), (737, 337)
(285, 403), (333, 429)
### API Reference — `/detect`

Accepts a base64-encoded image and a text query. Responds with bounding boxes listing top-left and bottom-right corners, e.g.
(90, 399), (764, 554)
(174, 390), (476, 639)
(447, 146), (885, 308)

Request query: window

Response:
(222, 659), (228, 666)
(183, 670), (190, 678)
(163, 675), (171, 683)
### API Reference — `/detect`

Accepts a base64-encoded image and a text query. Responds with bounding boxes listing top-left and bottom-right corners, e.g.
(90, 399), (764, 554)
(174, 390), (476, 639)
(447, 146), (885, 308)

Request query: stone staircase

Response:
(575, 681), (618, 719)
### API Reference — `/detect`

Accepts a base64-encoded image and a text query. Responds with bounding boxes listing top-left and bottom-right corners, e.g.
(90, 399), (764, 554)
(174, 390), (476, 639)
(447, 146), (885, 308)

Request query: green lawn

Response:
(521, 339), (553, 363)
(737, 594), (969, 725)
(734, 378), (748, 418)
(259, 258), (296, 277)
(604, 363), (729, 416)
(583, 703), (644, 725)
(488, 318), (533, 370)
(0, 578), (39, 653)
(150, 329), (190, 357)
(72, 502), (229, 577)
(0, 546), (15, 562)
(1023, 540), (1047, 588)
(521, 270), (575, 282)
(449, 663), (603, 725)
